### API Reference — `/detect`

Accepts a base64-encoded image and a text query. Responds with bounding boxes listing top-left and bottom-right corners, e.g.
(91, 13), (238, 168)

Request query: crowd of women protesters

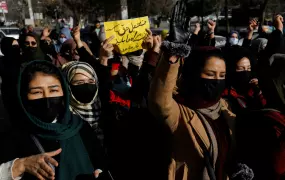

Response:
(0, 1), (285, 179)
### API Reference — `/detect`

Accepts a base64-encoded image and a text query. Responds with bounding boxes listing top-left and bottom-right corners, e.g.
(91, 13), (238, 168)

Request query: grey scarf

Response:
(195, 101), (222, 180)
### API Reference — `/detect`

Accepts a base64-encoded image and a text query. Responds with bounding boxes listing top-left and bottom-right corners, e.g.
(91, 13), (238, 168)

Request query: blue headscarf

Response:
(230, 30), (239, 38)
(60, 28), (73, 40)
(54, 28), (73, 53)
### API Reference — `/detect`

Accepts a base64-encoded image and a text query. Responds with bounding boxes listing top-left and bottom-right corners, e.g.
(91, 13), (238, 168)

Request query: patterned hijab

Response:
(62, 61), (101, 128)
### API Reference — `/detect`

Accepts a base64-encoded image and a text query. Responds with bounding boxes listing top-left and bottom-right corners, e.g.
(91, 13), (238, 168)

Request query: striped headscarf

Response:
(62, 61), (101, 129)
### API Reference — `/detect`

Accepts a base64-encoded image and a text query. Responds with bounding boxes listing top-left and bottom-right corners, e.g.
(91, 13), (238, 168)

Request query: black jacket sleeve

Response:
(80, 122), (106, 170)
(77, 46), (98, 67)
(40, 40), (57, 58)
(188, 34), (199, 48)
(265, 29), (285, 56)
(188, 34), (216, 48)
(258, 29), (285, 76)
(209, 37), (216, 47)
(242, 38), (252, 48)
(130, 51), (158, 104)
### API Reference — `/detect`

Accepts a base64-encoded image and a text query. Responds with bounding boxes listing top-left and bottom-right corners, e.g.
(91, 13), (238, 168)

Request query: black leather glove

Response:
(168, 0), (191, 43)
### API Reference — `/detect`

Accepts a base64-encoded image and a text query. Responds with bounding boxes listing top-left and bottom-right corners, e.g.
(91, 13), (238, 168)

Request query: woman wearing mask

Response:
(60, 28), (72, 43)
(0, 37), (22, 121)
(236, 54), (285, 179)
(149, 46), (238, 179)
(1, 60), (105, 179)
(228, 31), (240, 46)
(53, 39), (80, 67)
(52, 27), (94, 68)
(54, 27), (73, 53)
(222, 46), (266, 114)
(20, 33), (46, 62)
(62, 61), (103, 140)
(188, 20), (216, 48)
(149, 1), (253, 179)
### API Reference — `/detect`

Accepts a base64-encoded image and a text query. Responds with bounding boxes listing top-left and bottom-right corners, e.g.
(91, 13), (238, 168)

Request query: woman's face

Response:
(25, 36), (37, 47)
(231, 33), (238, 39)
(27, 72), (63, 100)
(236, 57), (251, 72)
(200, 57), (226, 80)
(71, 73), (96, 86)
(60, 34), (66, 38)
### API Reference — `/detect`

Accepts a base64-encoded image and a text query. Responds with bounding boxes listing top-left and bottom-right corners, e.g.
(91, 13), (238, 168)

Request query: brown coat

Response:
(148, 54), (236, 180)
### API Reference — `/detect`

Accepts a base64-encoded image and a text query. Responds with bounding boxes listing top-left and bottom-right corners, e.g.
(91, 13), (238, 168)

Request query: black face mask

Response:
(233, 71), (252, 92)
(11, 45), (21, 55)
(24, 46), (37, 53)
(70, 84), (97, 104)
(25, 96), (64, 123)
(23, 47), (38, 61)
(4, 45), (20, 59)
(198, 78), (226, 102)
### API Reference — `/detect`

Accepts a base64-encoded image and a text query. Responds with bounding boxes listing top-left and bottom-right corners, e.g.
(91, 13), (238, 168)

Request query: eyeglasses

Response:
(25, 41), (37, 47)
(71, 79), (96, 85)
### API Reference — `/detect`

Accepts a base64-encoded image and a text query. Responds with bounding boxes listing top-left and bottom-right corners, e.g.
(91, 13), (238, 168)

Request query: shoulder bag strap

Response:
(30, 135), (55, 172)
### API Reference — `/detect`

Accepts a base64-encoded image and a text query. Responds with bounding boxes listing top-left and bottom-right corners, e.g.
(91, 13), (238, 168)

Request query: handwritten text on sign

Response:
(104, 16), (150, 54)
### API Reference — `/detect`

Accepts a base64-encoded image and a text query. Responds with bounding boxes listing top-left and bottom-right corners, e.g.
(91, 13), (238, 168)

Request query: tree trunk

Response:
(225, 0), (230, 34)
(21, 6), (26, 25)
(259, 0), (270, 25)
(201, 0), (204, 30)
(215, 10), (219, 32)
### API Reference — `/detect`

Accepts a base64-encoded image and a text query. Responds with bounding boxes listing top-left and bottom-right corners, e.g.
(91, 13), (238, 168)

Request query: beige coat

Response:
(148, 54), (236, 180)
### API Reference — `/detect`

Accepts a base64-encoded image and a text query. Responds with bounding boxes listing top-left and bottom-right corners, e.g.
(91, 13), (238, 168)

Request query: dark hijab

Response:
(224, 46), (257, 92)
(21, 33), (45, 62)
(0, 37), (21, 67)
(1, 37), (20, 57)
(179, 47), (225, 109)
(0, 37), (22, 121)
(259, 54), (285, 111)
(17, 60), (94, 179)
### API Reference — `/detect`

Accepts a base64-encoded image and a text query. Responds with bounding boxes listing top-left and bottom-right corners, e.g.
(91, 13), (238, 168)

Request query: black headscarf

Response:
(21, 33), (45, 62)
(17, 60), (94, 179)
(1, 37), (18, 56)
(224, 46), (257, 89)
(0, 37), (22, 124)
(179, 47), (225, 108)
(259, 54), (285, 111)
(182, 46), (224, 85)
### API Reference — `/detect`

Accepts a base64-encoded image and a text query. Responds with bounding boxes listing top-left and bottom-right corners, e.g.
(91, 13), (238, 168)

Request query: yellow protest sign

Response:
(104, 16), (150, 54)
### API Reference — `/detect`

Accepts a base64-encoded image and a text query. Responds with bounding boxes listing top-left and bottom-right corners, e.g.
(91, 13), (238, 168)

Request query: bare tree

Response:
(240, 0), (271, 24)
(128, 0), (174, 17)
(63, 0), (103, 24)
(8, 0), (28, 23)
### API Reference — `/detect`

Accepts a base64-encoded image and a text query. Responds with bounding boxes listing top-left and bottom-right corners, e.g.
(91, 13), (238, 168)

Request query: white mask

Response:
(59, 38), (67, 44)
(229, 37), (239, 45)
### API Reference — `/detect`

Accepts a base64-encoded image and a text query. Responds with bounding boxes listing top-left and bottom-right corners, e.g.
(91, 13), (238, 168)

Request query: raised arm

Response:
(265, 15), (285, 55)
(148, 43), (191, 132)
(131, 31), (161, 104)
(243, 19), (258, 48)
(149, 0), (191, 131)
(148, 50), (181, 130)
(188, 23), (200, 48)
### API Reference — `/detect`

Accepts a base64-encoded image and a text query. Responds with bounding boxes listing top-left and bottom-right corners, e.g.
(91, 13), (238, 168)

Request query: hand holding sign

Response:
(42, 28), (50, 38)
(99, 36), (115, 66)
(73, 26), (81, 42)
(104, 16), (150, 54)
(142, 29), (153, 50)
(153, 35), (162, 53)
